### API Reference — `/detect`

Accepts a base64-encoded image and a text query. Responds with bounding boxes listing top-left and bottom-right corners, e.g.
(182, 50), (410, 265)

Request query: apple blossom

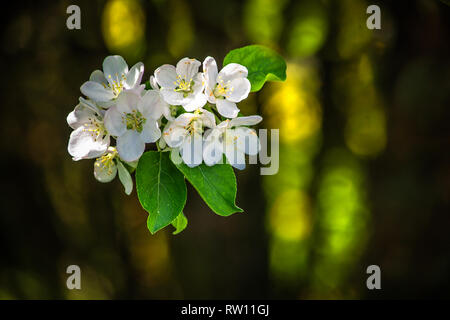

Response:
(154, 58), (207, 112)
(163, 109), (215, 167)
(67, 97), (110, 161)
(80, 55), (144, 107)
(203, 116), (262, 170)
(104, 90), (161, 162)
(203, 57), (251, 118)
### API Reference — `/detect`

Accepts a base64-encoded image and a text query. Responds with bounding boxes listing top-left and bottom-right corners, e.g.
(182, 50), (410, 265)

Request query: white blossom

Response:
(203, 116), (262, 170)
(80, 55), (144, 107)
(154, 58), (207, 112)
(67, 97), (110, 161)
(163, 109), (215, 167)
(104, 90), (161, 162)
(203, 57), (251, 118)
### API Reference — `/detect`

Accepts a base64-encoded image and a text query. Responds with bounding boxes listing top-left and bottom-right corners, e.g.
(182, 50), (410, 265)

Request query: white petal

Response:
(154, 64), (177, 88)
(218, 63), (248, 82)
(182, 92), (207, 111)
(176, 58), (201, 81)
(80, 81), (115, 102)
(203, 56), (218, 93)
(216, 99), (240, 118)
(117, 161), (133, 195)
(139, 90), (167, 120)
(104, 106), (126, 137)
(180, 134), (203, 167)
(163, 124), (188, 148)
(117, 130), (145, 162)
(199, 109), (216, 128)
(160, 88), (185, 105)
(140, 119), (161, 143)
(175, 113), (197, 126)
(79, 97), (102, 115)
(68, 126), (109, 160)
(192, 73), (206, 92)
(225, 78), (251, 103)
(162, 104), (175, 121)
(67, 103), (96, 129)
(89, 70), (107, 84)
(224, 143), (246, 170)
(116, 91), (139, 114)
(94, 158), (117, 183)
(230, 115), (263, 127)
(125, 62), (144, 89)
(203, 139), (223, 166)
(234, 127), (260, 155)
(149, 75), (159, 90)
(103, 55), (128, 84)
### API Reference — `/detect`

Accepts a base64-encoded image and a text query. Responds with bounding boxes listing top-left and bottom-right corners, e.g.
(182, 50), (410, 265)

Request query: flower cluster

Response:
(67, 55), (262, 194)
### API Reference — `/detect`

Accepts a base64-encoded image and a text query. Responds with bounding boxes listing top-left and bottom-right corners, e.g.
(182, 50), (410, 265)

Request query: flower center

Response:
(84, 117), (107, 141)
(104, 73), (127, 97)
(125, 110), (146, 133)
(214, 77), (233, 98)
(174, 75), (194, 97)
(95, 147), (117, 175)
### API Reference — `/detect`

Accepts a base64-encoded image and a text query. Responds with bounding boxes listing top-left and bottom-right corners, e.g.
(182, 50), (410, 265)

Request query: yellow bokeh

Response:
(167, 0), (194, 57)
(102, 0), (145, 58)
(263, 63), (322, 144)
(268, 190), (312, 242)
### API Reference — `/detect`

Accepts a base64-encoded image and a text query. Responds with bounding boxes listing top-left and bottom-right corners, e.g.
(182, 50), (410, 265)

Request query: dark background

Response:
(0, 0), (449, 299)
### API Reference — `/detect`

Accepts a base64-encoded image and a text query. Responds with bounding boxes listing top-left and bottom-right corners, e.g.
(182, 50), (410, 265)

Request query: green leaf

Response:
(171, 212), (188, 235)
(223, 44), (287, 92)
(175, 162), (243, 216)
(136, 151), (187, 234)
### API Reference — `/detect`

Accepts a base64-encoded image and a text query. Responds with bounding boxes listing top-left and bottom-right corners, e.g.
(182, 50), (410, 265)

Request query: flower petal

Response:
(103, 55), (128, 84)
(224, 141), (246, 170)
(203, 138), (223, 166)
(218, 63), (248, 82)
(149, 75), (159, 90)
(154, 64), (177, 88)
(163, 123), (188, 148)
(80, 81), (115, 102)
(216, 99), (240, 118)
(68, 126), (110, 160)
(182, 92), (207, 111)
(124, 62), (144, 89)
(116, 90), (139, 114)
(176, 58), (201, 81)
(160, 87), (185, 105)
(117, 130), (145, 162)
(199, 109), (216, 128)
(89, 70), (107, 84)
(139, 90), (168, 120)
(203, 56), (218, 98)
(67, 103), (96, 129)
(230, 115), (263, 127)
(79, 97), (103, 115)
(140, 119), (161, 143)
(104, 106), (126, 137)
(180, 133), (203, 167)
(225, 78), (251, 103)
(234, 127), (260, 155)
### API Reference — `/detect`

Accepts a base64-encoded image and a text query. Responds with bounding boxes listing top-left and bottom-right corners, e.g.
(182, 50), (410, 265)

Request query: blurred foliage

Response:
(1, 0), (450, 299)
